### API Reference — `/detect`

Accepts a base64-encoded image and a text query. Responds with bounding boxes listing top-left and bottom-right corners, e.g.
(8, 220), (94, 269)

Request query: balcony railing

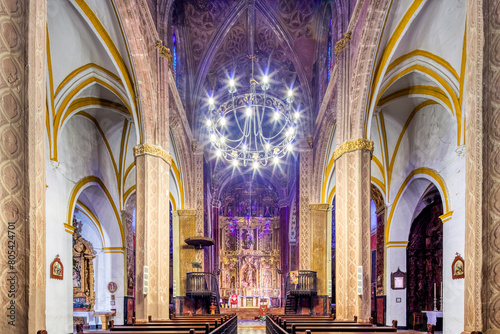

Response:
(285, 270), (317, 296)
(186, 272), (220, 298)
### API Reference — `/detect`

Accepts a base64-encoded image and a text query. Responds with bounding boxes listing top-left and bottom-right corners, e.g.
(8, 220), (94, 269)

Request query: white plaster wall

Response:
(46, 115), (126, 331)
(385, 246), (407, 327)
(383, 103), (464, 332)
(105, 253), (125, 325)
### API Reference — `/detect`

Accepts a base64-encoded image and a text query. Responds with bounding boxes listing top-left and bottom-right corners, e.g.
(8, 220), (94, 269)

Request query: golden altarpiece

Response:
(72, 221), (96, 311)
(219, 215), (281, 306)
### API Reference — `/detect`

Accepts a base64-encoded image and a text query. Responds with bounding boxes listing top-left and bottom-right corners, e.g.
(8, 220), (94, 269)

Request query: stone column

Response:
(172, 211), (180, 298)
(193, 149), (205, 268)
(334, 140), (373, 322)
(134, 145), (171, 320)
(212, 201), (221, 273)
(178, 209), (197, 296)
(310, 204), (332, 296)
(279, 200), (290, 298)
(0, 1), (46, 332)
(298, 144), (313, 270)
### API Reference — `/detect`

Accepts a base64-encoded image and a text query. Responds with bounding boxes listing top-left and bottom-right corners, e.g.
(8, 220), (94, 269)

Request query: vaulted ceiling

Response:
(168, 0), (334, 140)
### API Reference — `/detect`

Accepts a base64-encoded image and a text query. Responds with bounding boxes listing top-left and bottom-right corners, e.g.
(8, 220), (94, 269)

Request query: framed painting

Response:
(50, 255), (63, 280)
(452, 253), (465, 279)
(391, 268), (406, 290)
(107, 281), (118, 293)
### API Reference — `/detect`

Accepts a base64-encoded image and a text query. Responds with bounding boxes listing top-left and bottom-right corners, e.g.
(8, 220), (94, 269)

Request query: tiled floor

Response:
(238, 320), (266, 333)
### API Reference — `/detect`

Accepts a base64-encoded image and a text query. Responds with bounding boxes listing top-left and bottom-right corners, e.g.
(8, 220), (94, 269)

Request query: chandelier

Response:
(205, 55), (300, 168)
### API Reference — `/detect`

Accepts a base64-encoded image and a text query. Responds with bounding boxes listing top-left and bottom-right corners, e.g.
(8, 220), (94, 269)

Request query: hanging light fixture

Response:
(206, 55), (300, 167)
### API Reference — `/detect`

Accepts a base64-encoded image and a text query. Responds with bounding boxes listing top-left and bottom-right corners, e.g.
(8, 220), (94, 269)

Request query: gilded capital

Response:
(310, 203), (331, 211)
(155, 40), (172, 62)
(133, 144), (172, 165)
(333, 138), (374, 162)
(177, 209), (197, 216)
(334, 32), (351, 56)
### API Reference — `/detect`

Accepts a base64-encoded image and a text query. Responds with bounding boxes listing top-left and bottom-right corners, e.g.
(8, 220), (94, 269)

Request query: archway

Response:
(406, 186), (443, 330)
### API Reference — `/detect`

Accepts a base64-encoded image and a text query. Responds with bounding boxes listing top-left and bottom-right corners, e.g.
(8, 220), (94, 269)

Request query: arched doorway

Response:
(406, 186), (443, 329)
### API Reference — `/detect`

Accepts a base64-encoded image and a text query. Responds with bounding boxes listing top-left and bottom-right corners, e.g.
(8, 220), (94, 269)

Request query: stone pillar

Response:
(172, 211), (180, 298)
(310, 204), (332, 296)
(279, 201), (290, 298)
(298, 144), (313, 270)
(193, 149), (205, 268)
(334, 140), (373, 322)
(212, 201), (221, 273)
(134, 145), (171, 320)
(178, 209), (197, 296)
(0, 1), (46, 332)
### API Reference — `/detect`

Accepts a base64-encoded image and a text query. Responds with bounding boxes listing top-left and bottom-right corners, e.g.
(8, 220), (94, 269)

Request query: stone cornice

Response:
(333, 138), (374, 162)
(133, 144), (172, 165)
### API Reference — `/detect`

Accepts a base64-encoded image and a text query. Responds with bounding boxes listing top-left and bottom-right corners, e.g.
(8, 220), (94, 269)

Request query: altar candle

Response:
(434, 283), (436, 299)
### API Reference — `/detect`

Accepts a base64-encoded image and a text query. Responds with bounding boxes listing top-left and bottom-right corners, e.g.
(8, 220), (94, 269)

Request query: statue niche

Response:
(73, 221), (96, 310)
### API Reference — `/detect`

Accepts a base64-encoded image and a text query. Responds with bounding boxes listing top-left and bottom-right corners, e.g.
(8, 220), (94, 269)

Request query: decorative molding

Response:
(333, 138), (374, 162)
(334, 32), (351, 56)
(134, 144), (172, 165)
(155, 40), (172, 62)
(103, 247), (125, 254)
(386, 241), (409, 248)
(64, 223), (76, 234)
(439, 211), (453, 223)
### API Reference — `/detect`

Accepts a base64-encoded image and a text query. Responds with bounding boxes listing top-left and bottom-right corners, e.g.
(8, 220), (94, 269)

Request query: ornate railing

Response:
(285, 270), (317, 296)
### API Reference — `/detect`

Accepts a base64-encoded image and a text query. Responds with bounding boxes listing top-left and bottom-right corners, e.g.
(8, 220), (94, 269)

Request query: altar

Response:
(236, 296), (269, 308)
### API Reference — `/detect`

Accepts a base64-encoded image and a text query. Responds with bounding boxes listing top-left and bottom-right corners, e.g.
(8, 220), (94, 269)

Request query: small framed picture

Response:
(391, 268), (406, 290)
(111, 295), (115, 301)
(110, 300), (115, 306)
(50, 255), (64, 280)
(107, 282), (118, 293)
(396, 297), (402, 303)
(452, 253), (465, 279)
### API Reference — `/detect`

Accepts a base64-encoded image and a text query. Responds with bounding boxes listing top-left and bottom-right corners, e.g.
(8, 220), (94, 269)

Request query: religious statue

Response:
(244, 266), (255, 286)
(242, 229), (254, 249)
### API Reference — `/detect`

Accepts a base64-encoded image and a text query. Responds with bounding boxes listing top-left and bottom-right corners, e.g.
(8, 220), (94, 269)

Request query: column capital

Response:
(155, 40), (172, 62)
(335, 32), (352, 56)
(333, 138), (374, 162)
(171, 211), (179, 218)
(310, 203), (332, 211)
(134, 143), (172, 165)
(278, 199), (289, 208)
(211, 200), (222, 208)
(177, 209), (197, 216)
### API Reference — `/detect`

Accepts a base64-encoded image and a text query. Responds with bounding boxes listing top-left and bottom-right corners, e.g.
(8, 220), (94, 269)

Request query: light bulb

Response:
(208, 97), (214, 105)
(287, 143), (293, 151)
(216, 149), (221, 157)
(274, 111), (280, 120)
(253, 161), (259, 169)
(242, 144), (247, 151)
(265, 143), (270, 150)
(229, 79), (235, 87)
(232, 159), (238, 167)
(220, 136), (226, 143)
(210, 134), (216, 142)
(294, 111), (300, 119)
(273, 156), (279, 165)
(288, 89), (293, 97)
(286, 128), (292, 137)
(206, 119), (212, 127)
(263, 75), (269, 83)
(246, 107), (252, 116)
(220, 117), (226, 125)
